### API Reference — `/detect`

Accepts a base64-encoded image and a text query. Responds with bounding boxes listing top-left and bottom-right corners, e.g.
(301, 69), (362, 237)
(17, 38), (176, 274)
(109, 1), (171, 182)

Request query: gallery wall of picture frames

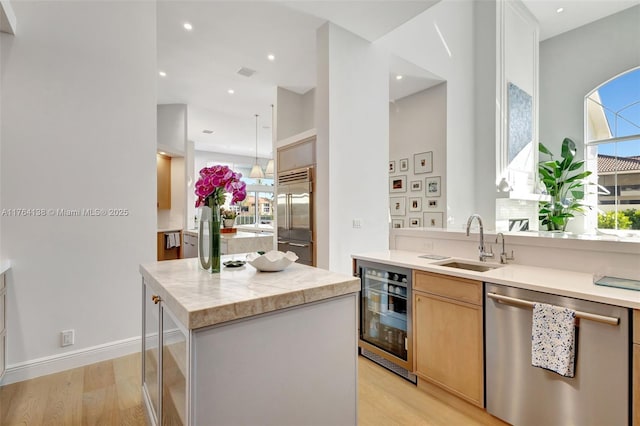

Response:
(389, 150), (443, 228)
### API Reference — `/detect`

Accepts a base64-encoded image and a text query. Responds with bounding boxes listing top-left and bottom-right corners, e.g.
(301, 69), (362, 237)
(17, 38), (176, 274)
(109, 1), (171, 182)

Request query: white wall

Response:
(0, 1), (156, 373)
(539, 5), (640, 233)
(275, 87), (315, 142)
(377, 0), (477, 229)
(157, 104), (187, 156)
(473, 0), (498, 228)
(389, 83), (447, 229)
(316, 23), (390, 274)
(301, 88), (315, 132)
(186, 140), (196, 230)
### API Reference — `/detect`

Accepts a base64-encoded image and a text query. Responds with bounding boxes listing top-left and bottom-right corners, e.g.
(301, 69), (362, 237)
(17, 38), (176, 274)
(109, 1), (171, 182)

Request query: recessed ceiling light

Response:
(183, 22), (193, 31)
(396, 75), (403, 80)
(556, 7), (564, 13)
(227, 89), (235, 94)
(159, 151), (167, 155)
(267, 54), (275, 61)
(159, 71), (167, 77)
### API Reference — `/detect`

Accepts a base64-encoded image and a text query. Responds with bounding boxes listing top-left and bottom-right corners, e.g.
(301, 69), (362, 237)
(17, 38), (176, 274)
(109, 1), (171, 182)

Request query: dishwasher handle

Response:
(486, 292), (619, 326)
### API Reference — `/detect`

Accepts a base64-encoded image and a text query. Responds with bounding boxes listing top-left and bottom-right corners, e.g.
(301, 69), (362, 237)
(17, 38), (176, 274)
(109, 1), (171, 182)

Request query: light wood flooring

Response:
(1, 354), (505, 425)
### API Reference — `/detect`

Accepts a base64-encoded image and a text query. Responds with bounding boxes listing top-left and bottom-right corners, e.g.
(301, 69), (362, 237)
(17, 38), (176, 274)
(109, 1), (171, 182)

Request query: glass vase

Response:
(198, 203), (221, 273)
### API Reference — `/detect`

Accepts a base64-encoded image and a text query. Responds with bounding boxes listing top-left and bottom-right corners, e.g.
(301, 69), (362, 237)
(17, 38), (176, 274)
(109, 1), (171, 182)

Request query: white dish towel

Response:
(531, 302), (577, 377)
(165, 232), (179, 249)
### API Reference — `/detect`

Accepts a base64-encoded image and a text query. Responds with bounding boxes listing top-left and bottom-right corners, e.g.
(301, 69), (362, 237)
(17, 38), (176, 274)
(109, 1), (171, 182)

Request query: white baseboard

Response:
(1, 336), (141, 385)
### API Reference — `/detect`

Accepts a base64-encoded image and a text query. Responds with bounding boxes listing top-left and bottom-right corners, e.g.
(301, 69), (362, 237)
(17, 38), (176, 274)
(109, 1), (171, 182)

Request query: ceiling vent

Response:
(202, 129), (214, 134)
(237, 67), (256, 77)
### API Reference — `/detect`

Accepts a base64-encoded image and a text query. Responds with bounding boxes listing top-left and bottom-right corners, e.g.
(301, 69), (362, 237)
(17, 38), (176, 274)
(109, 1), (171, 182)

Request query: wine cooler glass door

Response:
(360, 265), (409, 361)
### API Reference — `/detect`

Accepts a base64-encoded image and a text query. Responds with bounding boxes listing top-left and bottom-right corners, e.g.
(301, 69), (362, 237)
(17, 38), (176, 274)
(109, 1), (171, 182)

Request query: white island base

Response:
(191, 294), (357, 425)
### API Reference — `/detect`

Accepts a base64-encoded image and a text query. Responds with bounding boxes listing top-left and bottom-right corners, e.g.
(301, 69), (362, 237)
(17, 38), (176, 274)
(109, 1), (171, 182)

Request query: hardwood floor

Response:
(1, 354), (505, 425)
(0, 353), (145, 426)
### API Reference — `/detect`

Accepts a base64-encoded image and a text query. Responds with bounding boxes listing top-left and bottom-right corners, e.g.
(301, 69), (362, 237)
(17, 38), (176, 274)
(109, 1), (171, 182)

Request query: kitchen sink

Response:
(436, 261), (502, 273)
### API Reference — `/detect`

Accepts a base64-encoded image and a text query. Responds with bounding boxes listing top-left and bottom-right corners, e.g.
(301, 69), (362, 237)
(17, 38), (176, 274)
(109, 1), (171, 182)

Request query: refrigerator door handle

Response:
(287, 193), (293, 230)
(288, 242), (309, 248)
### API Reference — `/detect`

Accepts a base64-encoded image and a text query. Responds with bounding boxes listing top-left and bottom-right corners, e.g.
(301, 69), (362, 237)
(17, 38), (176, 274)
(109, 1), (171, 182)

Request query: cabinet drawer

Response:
(634, 310), (639, 344)
(414, 271), (482, 305)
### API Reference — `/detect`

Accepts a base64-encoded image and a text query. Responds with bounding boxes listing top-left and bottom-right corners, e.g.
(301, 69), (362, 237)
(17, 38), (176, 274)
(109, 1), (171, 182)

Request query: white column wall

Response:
(377, 0), (476, 229)
(316, 23), (389, 274)
(0, 2), (156, 367)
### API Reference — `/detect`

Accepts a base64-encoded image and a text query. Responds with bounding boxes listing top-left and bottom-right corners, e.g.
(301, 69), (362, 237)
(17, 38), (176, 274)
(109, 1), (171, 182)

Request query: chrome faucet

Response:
(496, 232), (515, 264)
(466, 214), (493, 262)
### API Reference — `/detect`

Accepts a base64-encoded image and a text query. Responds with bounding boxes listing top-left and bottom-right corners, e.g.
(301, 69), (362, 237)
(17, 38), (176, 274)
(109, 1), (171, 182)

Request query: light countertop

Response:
(183, 229), (272, 240)
(140, 257), (360, 330)
(352, 250), (640, 309)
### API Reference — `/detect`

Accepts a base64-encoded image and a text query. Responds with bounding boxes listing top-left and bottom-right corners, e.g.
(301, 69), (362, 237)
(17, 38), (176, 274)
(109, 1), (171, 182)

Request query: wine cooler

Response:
(355, 260), (415, 382)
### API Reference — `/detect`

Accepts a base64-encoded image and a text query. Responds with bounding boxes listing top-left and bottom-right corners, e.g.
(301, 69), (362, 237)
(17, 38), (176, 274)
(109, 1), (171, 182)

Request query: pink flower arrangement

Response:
(195, 165), (247, 208)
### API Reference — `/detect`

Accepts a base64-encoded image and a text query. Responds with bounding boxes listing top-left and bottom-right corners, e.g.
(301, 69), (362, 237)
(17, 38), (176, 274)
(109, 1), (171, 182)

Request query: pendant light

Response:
(249, 113), (265, 178)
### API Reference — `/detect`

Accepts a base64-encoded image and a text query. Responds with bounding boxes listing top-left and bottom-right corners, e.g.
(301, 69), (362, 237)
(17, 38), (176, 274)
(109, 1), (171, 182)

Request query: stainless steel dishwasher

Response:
(485, 283), (630, 426)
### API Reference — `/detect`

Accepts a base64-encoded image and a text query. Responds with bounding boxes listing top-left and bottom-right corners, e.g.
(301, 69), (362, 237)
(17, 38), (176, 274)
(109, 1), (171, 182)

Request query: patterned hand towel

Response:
(531, 302), (577, 377)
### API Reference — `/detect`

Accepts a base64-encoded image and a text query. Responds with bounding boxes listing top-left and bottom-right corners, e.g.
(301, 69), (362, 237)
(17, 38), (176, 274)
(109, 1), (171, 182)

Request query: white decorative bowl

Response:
(246, 250), (298, 272)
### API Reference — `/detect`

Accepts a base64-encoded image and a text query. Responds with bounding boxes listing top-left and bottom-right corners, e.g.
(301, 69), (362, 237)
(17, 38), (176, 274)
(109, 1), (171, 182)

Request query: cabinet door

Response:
(143, 284), (161, 424)
(414, 292), (483, 406)
(157, 154), (171, 209)
(162, 306), (187, 425)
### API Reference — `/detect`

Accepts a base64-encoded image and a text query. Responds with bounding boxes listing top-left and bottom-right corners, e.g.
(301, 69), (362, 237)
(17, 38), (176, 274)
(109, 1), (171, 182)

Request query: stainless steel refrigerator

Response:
(277, 167), (314, 266)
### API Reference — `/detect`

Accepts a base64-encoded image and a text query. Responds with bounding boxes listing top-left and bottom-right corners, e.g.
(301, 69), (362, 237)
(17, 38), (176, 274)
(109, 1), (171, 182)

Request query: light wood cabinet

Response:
(157, 154), (171, 209)
(634, 310), (639, 426)
(413, 271), (483, 407)
(157, 232), (181, 261)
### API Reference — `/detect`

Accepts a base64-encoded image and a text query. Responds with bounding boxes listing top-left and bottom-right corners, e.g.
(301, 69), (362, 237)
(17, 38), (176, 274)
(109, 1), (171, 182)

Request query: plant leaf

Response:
(568, 160), (585, 171)
(561, 137), (576, 162)
(539, 142), (553, 156)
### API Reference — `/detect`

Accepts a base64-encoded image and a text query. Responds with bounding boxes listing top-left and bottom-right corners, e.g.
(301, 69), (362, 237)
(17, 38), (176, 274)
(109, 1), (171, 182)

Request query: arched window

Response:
(585, 67), (640, 234)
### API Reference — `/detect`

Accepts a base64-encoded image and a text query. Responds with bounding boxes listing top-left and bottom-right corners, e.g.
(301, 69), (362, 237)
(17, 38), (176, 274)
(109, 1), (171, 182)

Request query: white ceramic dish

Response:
(246, 250), (298, 272)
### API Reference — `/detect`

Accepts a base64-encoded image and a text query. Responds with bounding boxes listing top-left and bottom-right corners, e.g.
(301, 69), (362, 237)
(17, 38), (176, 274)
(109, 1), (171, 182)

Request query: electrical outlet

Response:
(61, 329), (75, 347)
(352, 218), (362, 229)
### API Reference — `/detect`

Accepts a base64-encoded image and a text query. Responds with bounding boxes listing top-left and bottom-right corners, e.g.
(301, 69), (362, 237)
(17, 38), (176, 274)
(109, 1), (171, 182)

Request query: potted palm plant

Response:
(538, 137), (592, 231)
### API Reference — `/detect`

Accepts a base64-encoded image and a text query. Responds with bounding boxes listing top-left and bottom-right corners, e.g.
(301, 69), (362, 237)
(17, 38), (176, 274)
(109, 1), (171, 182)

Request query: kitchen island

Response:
(139, 257), (359, 426)
(183, 229), (274, 256)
